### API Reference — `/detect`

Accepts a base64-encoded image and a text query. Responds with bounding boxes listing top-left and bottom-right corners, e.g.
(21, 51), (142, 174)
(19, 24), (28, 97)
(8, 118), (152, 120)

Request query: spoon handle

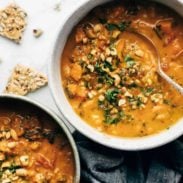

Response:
(158, 67), (183, 95)
(126, 30), (183, 95)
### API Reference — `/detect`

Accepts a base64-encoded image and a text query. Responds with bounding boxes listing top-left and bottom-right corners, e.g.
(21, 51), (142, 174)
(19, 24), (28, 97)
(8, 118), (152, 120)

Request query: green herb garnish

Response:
(0, 170), (3, 179)
(106, 21), (131, 32)
(124, 55), (136, 67)
(99, 18), (107, 24)
(143, 87), (154, 96)
(95, 63), (105, 74)
(118, 21), (131, 31)
(2, 164), (21, 173)
(106, 23), (118, 31)
(163, 99), (171, 105)
(128, 83), (138, 88)
(105, 88), (120, 103)
(95, 62), (114, 85)
(103, 61), (113, 71)
(106, 75), (114, 85)
(104, 109), (125, 124)
(87, 53), (94, 60)
(136, 97), (143, 107)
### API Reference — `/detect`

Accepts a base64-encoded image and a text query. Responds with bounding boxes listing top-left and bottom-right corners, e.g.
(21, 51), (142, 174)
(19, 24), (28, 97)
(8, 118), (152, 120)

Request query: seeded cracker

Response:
(5, 65), (48, 96)
(0, 4), (27, 43)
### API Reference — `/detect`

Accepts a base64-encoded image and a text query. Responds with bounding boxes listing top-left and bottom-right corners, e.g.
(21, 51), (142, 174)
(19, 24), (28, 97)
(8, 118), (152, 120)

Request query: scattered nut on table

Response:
(33, 29), (43, 38)
(54, 2), (61, 11)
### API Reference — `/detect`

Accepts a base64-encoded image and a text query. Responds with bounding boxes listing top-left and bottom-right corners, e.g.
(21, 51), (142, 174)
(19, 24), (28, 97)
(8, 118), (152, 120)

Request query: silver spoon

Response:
(127, 31), (183, 95)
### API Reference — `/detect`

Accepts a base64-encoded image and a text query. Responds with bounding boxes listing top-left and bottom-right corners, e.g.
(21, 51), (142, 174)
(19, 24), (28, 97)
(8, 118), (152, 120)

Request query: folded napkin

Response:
(73, 133), (183, 183)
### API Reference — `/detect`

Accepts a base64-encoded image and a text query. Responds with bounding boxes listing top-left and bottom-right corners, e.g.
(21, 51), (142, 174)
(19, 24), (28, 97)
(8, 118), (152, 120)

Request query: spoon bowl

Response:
(121, 31), (183, 94)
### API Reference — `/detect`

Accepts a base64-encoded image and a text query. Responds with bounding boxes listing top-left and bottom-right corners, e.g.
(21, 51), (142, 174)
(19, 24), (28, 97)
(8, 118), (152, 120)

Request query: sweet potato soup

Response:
(0, 100), (75, 182)
(61, 1), (183, 137)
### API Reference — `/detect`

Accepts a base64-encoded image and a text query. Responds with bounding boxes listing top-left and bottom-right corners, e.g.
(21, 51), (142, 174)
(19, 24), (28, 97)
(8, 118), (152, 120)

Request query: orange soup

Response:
(61, 1), (183, 137)
(0, 101), (75, 182)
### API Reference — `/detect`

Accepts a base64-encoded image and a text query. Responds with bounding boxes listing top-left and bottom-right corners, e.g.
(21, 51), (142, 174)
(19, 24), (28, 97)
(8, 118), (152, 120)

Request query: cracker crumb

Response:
(33, 29), (43, 38)
(5, 64), (48, 96)
(0, 4), (27, 43)
(54, 2), (61, 11)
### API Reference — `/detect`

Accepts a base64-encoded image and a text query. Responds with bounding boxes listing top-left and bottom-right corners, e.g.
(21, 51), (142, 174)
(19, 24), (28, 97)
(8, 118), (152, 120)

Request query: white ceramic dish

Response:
(48, 0), (183, 151)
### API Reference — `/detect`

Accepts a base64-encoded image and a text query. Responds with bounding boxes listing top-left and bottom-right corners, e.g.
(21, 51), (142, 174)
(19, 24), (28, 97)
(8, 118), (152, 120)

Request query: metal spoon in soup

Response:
(116, 31), (183, 95)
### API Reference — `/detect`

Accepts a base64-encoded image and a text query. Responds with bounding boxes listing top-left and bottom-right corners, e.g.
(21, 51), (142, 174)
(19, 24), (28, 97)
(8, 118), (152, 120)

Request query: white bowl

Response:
(48, 0), (183, 151)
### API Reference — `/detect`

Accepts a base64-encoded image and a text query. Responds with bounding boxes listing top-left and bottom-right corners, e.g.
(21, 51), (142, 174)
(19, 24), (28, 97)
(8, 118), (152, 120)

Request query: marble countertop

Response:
(0, 0), (86, 131)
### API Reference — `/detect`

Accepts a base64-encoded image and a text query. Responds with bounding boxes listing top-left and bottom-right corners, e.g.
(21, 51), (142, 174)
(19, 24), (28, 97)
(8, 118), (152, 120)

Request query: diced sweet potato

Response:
(63, 65), (70, 78)
(116, 39), (125, 61)
(160, 21), (172, 34)
(75, 27), (86, 43)
(76, 86), (88, 98)
(67, 84), (87, 98)
(67, 84), (77, 96)
(70, 64), (82, 81)
(169, 39), (182, 55)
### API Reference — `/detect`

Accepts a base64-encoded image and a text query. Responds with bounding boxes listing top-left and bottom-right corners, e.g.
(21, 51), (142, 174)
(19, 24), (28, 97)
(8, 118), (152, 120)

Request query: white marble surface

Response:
(0, 0), (85, 123)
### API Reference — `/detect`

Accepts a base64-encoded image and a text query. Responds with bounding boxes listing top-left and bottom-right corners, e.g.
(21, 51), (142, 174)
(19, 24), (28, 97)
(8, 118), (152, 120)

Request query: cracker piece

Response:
(5, 64), (48, 95)
(0, 4), (27, 43)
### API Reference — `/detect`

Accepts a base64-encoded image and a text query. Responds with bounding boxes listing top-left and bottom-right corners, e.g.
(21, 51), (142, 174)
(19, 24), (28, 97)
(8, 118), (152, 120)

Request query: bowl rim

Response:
(48, 0), (183, 151)
(0, 94), (80, 183)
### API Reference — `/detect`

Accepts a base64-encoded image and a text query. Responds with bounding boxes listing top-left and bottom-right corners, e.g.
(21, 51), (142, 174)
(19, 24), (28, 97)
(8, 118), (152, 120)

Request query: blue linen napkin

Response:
(74, 133), (183, 183)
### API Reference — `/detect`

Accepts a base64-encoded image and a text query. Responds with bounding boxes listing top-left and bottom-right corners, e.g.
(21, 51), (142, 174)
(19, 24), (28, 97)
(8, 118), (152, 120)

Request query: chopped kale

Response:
(136, 97), (143, 107)
(105, 115), (120, 124)
(163, 99), (171, 105)
(128, 83), (138, 88)
(105, 75), (114, 85)
(124, 55), (133, 62)
(118, 21), (131, 31)
(146, 87), (154, 93)
(0, 170), (3, 179)
(95, 63), (105, 74)
(95, 62), (114, 85)
(106, 23), (118, 31)
(7, 164), (21, 173)
(106, 21), (131, 32)
(87, 53), (94, 60)
(97, 74), (114, 86)
(79, 60), (87, 69)
(84, 81), (91, 89)
(104, 110), (125, 124)
(98, 100), (104, 107)
(105, 88), (120, 103)
(99, 18), (107, 24)
(127, 97), (135, 103)
(103, 61), (113, 71)
(143, 87), (154, 96)
(124, 55), (136, 67)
